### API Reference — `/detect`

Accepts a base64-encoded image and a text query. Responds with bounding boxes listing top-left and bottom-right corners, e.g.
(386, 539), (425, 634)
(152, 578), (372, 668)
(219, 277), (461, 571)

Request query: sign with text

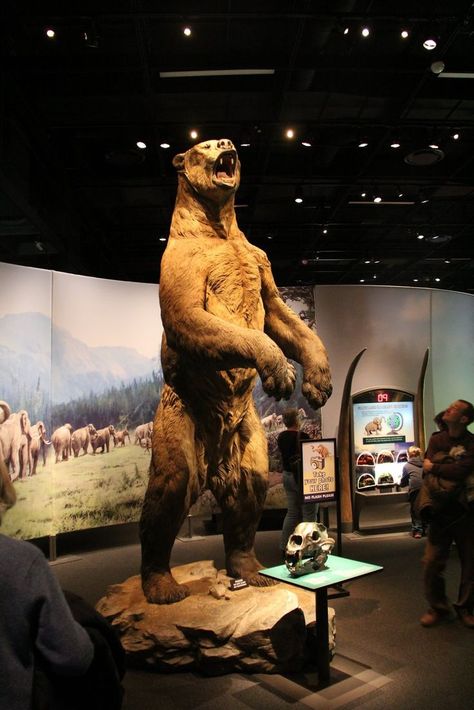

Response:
(300, 438), (337, 503)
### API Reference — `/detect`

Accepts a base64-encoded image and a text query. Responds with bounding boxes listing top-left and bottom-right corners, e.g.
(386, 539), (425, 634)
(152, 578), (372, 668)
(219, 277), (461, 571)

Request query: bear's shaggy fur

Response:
(140, 139), (332, 604)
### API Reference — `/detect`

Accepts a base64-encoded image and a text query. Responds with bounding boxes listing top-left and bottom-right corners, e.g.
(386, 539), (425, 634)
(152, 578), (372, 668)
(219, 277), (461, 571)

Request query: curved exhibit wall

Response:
(0, 263), (320, 539)
(314, 285), (474, 442)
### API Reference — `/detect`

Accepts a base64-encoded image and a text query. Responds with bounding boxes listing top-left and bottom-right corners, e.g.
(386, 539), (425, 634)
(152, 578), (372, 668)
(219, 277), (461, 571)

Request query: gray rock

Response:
(96, 560), (336, 675)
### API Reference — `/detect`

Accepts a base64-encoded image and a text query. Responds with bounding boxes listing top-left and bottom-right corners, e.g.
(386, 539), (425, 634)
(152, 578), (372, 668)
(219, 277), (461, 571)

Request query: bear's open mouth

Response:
(213, 150), (237, 185)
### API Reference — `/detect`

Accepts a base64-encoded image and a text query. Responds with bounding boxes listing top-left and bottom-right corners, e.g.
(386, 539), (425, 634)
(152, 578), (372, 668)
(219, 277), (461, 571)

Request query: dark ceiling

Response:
(2, 1), (474, 293)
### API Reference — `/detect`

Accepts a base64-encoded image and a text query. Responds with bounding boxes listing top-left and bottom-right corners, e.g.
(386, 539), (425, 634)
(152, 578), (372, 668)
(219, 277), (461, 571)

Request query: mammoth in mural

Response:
(90, 425), (115, 454)
(71, 423), (96, 457)
(52, 424), (73, 463)
(134, 422), (153, 446)
(140, 139), (332, 604)
(0, 401), (32, 480)
(29, 421), (51, 476)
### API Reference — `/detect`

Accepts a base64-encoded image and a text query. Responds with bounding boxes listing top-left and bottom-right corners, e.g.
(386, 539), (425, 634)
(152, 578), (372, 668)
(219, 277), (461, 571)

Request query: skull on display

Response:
(285, 522), (335, 577)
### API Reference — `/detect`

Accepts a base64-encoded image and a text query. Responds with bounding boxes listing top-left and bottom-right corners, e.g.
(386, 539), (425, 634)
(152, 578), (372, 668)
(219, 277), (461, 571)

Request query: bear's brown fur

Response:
(140, 139), (332, 604)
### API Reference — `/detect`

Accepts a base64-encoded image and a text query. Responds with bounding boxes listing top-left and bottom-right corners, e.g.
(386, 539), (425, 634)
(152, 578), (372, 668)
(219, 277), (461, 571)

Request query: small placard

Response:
(229, 578), (249, 591)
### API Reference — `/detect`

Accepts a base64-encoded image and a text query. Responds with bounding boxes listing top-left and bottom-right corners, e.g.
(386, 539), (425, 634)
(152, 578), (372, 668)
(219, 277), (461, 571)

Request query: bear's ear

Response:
(172, 153), (186, 172)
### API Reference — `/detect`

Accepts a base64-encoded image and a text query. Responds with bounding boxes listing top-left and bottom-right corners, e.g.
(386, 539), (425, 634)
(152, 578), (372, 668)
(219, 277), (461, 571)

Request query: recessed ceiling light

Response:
(190, 130), (198, 140)
(435, 277), (441, 282)
(417, 234), (425, 240)
(358, 141), (368, 148)
(413, 278), (419, 282)
(267, 235), (273, 240)
(322, 228), (328, 234)
(390, 142), (401, 149)
(444, 259), (451, 264)
(240, 142), (250, 147)
(373, 196), (382, 203)
(428, 143), (439, 149)
(159, 237), (167, 242)
(45, 28), (55, 38)
(183, 26), (192, 37)
(361, 192), (366, 198)
(160, 142), (170, 149)
(423, 37), (437, 51)
(285, 128), (295, 139)
(295, 196), (303, 204)
(361, 27), (370, 38)
(364, 259), (371, 264)
(452, 132), (460, 140)
(360, 279), (365, 283)
(301, 141), (312, 147)
(136, 141), (147, 150)
(343, 27), (350, 36)
(401, 29), (409, 39)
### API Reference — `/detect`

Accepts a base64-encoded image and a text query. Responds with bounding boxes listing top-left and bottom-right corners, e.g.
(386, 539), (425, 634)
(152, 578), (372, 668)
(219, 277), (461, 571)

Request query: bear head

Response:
(172, 139), (241, 204)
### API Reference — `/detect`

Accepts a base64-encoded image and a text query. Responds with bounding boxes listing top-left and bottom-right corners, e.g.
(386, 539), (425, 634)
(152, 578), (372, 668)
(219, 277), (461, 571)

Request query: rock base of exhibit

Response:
(96, 560), (336, 675)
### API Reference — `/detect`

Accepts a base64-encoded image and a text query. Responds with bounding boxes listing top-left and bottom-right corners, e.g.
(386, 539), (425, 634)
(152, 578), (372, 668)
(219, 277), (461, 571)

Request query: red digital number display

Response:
(377, 392), (389, 402)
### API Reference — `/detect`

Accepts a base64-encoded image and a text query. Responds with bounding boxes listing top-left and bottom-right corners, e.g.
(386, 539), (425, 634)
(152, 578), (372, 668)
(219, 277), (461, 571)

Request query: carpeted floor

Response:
(48, 517), (474, 710)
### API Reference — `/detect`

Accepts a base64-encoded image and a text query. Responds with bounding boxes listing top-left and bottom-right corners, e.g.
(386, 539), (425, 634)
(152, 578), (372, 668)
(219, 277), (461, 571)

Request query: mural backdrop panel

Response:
(0, 262), (321, 539)
(0, 263), (53, 538)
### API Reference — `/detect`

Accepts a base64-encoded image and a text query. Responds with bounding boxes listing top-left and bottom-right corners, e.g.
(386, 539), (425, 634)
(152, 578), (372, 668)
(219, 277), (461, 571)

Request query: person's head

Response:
(0, 458), (16, 524)
(282, 408), (299, 428)
(407, 445), (422, 459)
(442, 400), (474, 429)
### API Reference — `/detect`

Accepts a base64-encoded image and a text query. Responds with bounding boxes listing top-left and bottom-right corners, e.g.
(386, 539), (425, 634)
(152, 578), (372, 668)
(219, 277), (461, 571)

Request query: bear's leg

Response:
(210, 406), (277, 587)
(140, 389), (200, 604)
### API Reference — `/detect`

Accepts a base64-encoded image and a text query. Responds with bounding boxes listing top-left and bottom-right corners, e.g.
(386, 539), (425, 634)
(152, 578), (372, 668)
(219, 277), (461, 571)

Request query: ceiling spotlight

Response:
(301, 140), (312, 147)
(160, 142), (170, 149)
(435, 277), (441, 282)
(267, 235), (273, 240)
(190, 129), (198, 140)
(423, 37), (437, 51)
(390, 141), (401, 149)
(431, 60), (445, 75)
(136, 141), (147, 150)
(364, 259), (371, 264)
(452, 132), (460, 140)
(359, 279), (365, 283)
(417, 234), (425, 240)
(35, 240), (45, 252)
(398, 192), (404, 198)
(183, 26), (192, 37)
(322, 228), (328, 234)
(240, 142), (251, 147)
(159, 237), (167, 242)
(373, 196), (382, 203)
(285, 128), (295, 139)
(294, 186), (303, 204)
(45, 28), (55, 38)
(358, 140), (368, 148)
(428, 143), (439, 149)
(401, 29), (409, 39)
(413, 278), (419, 282)
(444, 259), (451, 264)
(343, 27), (350, 36)
(361, 192), (366, 198)
(361, 27), (370, 38)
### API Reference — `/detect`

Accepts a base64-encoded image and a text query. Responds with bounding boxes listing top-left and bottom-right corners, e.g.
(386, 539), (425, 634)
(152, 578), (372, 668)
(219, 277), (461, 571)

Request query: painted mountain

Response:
(0, 312), (160, 409)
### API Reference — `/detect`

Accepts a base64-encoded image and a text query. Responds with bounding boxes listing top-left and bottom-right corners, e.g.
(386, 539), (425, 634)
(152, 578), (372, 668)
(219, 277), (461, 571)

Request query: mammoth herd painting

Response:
(0, 259), (324, 540)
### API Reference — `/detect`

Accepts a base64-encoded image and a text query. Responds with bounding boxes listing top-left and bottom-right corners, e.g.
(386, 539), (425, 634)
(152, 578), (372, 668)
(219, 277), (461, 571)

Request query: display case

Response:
(351, 388), (416, 529)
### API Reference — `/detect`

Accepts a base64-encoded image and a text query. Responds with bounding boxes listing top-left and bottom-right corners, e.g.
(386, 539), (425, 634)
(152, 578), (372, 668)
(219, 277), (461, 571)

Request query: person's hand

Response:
(423, 458), (434, 473)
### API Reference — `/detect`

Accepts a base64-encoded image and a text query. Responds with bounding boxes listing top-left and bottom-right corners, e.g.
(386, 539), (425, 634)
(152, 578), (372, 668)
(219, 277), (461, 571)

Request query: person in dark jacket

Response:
(400, 445), (425, 538)
(0, 459), (94, 710)
(277, 408), (317, 554)
(419, 399), (474, 629)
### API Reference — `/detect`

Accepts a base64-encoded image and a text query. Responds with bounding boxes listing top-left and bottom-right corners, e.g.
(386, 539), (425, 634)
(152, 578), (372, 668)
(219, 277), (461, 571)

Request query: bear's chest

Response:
(204, 241), (264, 328)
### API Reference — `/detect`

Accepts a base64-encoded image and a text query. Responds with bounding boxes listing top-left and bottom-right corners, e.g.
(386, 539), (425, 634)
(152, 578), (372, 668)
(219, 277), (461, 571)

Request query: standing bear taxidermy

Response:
(140, 139), (332, 604)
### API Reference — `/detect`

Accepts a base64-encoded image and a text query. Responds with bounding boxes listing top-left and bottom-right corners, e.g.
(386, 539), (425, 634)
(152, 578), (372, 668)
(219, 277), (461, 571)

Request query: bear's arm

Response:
(256, 248), (332, 408)
(158, 240), (295, 400)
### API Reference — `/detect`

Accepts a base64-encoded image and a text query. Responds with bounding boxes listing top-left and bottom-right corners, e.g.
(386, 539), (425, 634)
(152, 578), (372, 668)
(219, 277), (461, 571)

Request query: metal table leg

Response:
(315, 586), (330, 684)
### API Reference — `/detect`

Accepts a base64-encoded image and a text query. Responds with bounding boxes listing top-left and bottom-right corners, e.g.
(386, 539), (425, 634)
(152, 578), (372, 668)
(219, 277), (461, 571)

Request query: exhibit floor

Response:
(49, 520), (473, 710)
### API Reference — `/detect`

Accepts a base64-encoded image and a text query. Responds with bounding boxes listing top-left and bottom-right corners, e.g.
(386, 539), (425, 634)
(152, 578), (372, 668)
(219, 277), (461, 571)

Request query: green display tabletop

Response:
(259, 554), (383, 685)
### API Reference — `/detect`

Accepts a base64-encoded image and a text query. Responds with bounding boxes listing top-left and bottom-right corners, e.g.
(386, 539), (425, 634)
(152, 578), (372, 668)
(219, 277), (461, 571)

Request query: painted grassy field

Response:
(2, 444), (152, 540)
(3, 443), (287, 541)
